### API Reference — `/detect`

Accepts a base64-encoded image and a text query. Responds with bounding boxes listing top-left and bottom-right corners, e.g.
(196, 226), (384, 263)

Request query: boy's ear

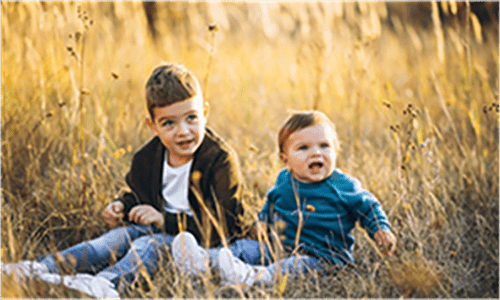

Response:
(145, 115), (158, 136)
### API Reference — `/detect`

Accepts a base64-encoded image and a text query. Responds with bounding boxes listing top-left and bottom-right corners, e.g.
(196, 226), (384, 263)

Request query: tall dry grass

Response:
(1, 2), (498, 298)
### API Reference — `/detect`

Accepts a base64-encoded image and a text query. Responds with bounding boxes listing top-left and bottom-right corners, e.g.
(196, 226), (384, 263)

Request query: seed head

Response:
(208, 24), (219, 31)
(191, 171), (202, 186)
(75, 31), (82, 42)
(274, 219), (287, 232)
(305, 204), (316, 213)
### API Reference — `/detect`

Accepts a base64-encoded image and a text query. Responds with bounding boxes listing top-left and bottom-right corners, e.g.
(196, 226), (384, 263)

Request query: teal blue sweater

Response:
(258, 169), (391, 267)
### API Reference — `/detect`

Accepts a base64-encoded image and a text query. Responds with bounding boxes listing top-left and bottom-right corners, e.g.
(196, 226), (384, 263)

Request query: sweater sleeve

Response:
(354, 189), (391, 239)
(258, 169), (289, 222)
(116, 137), (163, 221)
(119, 153), (146, 216)
(334, 171), (391, 239)
(258, 199), (271, 222)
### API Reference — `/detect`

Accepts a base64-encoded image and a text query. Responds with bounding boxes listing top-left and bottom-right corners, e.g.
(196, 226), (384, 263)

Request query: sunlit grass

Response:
(2, 2), (498, 298)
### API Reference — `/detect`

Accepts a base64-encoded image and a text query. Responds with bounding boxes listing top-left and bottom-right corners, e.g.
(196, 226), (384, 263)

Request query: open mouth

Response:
(177, 139), (194, 147)
(308, 162), (324, 169)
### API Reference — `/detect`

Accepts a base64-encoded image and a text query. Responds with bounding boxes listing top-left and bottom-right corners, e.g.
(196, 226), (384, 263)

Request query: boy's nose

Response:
(177, 122), (189, 135)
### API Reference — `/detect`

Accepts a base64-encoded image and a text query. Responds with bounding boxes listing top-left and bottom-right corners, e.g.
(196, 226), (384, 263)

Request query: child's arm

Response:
(351, 189), (396, 256)
(374, 229), (396, 256)
(336, 171), (395, 254)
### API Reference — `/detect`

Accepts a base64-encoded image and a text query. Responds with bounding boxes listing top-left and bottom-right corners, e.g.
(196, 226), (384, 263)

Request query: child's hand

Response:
(103, 201), (124, 228)
(374, 229), (396, 256)
(129, 205), (164, 229)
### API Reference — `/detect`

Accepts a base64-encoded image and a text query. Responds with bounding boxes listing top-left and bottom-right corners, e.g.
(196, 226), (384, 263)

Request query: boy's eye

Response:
(187, 114), (198, 122)
(162, 120), (174, 127)
(298, 145), (308, 151)
(320, 143), (330, 148)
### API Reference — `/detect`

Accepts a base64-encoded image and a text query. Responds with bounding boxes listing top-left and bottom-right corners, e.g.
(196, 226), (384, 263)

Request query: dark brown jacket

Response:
(117, 127), (244, 248)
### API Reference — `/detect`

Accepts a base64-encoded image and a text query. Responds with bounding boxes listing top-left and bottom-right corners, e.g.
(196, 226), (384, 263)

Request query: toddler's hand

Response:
(103, 201), (124, 228)
(129, 205), (164, 229)
(374, 229), (396, 256)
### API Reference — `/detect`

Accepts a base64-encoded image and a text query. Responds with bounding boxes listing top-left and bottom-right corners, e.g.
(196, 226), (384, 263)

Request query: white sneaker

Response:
(37, 272), (63, 284)
(61, 273), (120, 299)
(1, 260), (50, 280)
(218, 248), (272, 287)
(172, 231), (209, 276)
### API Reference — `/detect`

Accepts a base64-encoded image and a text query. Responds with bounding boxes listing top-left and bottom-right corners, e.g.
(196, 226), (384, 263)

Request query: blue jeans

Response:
(206, 238), (271, 270)
(37, 224), (173, 291)
(212, 239), (325, 278)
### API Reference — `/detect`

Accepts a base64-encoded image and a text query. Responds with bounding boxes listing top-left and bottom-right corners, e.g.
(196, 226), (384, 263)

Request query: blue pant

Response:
(37, 225), (173, 291)
(37, 228), (324, 290)
(211, 238), (325, 278)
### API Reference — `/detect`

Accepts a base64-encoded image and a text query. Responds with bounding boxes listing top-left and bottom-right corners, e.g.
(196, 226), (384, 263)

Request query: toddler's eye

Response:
(320, 143), (330, 148)
(298, 145), (308, 151)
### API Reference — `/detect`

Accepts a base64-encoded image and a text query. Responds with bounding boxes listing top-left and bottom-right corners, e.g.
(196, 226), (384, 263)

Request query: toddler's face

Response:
(146, 94), (208, 167)
(281, 124), (336, 183)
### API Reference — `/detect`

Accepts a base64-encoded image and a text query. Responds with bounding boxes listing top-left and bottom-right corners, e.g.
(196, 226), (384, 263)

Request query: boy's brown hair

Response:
(278, 110), (340, 154)
(145, 63), (202, 119)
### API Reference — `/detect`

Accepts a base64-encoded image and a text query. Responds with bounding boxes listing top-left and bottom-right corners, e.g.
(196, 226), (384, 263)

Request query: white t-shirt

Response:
(162, 153), (194, 216)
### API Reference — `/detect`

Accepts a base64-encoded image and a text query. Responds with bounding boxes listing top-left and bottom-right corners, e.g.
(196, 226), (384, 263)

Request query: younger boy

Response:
(2, 63), (244, 297)
(173, 110), (396, 287)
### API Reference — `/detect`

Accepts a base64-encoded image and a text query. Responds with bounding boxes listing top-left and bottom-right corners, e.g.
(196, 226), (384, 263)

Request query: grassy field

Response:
(1, 2), (498, 298)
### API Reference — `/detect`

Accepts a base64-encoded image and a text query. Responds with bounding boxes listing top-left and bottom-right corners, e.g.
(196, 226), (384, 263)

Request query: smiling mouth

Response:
(177, 139), (194, 146)
(309, 162), (324, 169)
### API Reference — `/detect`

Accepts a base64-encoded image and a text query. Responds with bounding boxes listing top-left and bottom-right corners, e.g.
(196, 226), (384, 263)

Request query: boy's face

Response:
(146, 94), (208, 167)
(280, 124), (336, 183)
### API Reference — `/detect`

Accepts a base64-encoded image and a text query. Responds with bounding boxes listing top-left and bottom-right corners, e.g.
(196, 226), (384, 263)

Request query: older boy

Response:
(2, 63), (244, 297)
(173, 110), (396, 287)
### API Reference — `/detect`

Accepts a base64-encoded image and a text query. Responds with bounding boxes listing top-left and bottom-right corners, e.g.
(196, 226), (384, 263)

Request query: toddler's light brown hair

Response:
(278, 111), (340, 154)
